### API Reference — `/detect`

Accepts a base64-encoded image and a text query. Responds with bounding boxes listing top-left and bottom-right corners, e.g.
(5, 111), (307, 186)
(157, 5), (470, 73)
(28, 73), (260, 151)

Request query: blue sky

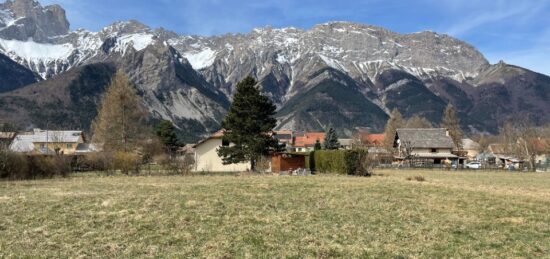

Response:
(41, 0), (550, 75)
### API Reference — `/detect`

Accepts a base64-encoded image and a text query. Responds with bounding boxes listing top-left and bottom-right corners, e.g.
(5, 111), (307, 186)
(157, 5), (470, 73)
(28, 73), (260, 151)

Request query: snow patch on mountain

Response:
(114, 33), (155, 53)
(319, 54), (348, 73)
(73, 30), (102, 51)
(182, 48), (217, 70)
(0, 9), (15, 27)
(276, 54), (288, 64)
(0, 38), (74, 60)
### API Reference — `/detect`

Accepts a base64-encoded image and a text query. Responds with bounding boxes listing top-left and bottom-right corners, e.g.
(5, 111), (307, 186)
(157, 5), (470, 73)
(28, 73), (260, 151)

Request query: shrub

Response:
(141, 137), (166, 164)
(343, 149), (370, 176)
(255, 156), (271, 173)
(0, 150), (29, 180)
(77, 152), (113, 172)
(313, 150), (345, 174)
(312, 149), (371, 176)
(306, 151), (315, 172)
(27, 156), (72, 178)
(113, 151), (141, 174)
(2, 144), (74, 180)
(158, 154), (195, 175)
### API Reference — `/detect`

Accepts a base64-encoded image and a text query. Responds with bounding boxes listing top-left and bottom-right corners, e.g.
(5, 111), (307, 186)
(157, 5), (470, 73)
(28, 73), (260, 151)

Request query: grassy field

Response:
(0, 170), (549, 258)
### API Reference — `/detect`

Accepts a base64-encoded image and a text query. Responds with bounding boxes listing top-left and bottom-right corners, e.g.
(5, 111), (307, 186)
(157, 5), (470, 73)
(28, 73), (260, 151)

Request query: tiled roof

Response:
(488, 144), (509, 155)
(462, 138), (480, 150)
(294, 132), (325, 148)
(366, 134), (385, 144)
(396, 128), (454, 149)
(193, 129), (226, 148)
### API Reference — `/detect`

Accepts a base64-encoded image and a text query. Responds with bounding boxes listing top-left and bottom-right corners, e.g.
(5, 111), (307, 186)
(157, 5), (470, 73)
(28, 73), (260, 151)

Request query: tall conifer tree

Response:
(323, 128), (340, 150)
(155, 120), (180, 152)
(217, 76), (280, 171)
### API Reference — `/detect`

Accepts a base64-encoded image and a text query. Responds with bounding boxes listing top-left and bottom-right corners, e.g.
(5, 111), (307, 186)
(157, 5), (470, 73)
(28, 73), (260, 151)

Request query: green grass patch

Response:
(0, 170), (549, 257)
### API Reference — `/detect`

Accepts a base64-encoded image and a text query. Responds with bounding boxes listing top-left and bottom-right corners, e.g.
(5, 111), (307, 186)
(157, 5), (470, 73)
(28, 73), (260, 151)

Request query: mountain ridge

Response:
(0, 0), (549, 141)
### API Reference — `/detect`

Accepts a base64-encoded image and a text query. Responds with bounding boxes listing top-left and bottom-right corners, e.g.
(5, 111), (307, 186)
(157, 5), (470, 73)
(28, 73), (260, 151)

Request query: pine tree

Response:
(323, 128), (340, 150)
(314, 139), (322, 150)
(383, 108), (404, 149)
(91, 70), (147, 152)
(217, 76), (280, 172)
(440, 104), (463, 148)
(155, 120), (180, 152)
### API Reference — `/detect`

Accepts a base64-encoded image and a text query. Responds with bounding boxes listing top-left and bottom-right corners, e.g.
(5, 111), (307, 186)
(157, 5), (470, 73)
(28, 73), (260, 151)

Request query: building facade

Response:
(193, 130), (250, 172)
(394, 128), (457, 165)
(10, 129), (85, 155)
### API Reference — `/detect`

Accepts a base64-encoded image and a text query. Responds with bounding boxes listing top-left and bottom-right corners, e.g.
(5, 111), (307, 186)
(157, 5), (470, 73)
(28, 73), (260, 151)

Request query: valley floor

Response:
(0, 170), (549, 258)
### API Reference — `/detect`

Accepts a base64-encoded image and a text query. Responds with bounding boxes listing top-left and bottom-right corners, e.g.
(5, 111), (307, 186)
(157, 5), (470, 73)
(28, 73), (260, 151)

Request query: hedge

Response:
(311, 149), (370, 176)
(0, 151), (73, 180)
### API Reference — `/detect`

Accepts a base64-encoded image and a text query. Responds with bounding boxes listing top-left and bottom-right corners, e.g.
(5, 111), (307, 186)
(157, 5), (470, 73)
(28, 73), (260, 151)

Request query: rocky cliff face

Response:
(0, 0), (69, 42)
(0, 1), (549, 140)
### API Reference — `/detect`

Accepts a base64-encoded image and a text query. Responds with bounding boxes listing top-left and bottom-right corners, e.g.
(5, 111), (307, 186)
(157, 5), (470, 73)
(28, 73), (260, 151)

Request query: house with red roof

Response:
(293, 132), (325, 152)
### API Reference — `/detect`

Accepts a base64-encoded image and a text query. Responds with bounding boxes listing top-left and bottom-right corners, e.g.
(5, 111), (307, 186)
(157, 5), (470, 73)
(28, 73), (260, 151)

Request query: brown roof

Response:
(294, 132), (325, 148)
(396, 128), (454, 149)
(193, 129), (225, 148)
(462, 138), (480, 150)
(488, 144), (510, 155)
(366, 134), (385, 145)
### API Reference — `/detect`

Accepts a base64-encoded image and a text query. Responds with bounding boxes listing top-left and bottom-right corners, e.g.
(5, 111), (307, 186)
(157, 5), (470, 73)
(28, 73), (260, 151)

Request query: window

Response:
(40, 143), (45, 149)
(431, 148), (437, 153)
(66, 144), (72, 149)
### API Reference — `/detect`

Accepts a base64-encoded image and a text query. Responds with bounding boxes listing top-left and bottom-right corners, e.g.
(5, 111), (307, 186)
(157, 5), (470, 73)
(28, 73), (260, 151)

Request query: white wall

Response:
(194, 138), (250, 172)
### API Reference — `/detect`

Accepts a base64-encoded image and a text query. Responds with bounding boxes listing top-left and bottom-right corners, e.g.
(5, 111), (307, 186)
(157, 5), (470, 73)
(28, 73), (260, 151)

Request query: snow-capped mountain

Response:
(0, 0), (549, 140)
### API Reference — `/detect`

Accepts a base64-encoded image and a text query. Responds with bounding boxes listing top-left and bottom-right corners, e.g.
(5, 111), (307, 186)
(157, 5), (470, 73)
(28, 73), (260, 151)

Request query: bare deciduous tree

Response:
(91, 70), (148, 152)
(405, 115), (433, 129)
(441, 104), (463, 149)
(383, 109), (404, 151)
(498, 120), (546, 171)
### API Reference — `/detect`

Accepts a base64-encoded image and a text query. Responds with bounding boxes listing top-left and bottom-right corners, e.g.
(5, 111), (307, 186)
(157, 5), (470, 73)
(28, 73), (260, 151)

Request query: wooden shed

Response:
(271, 153), (306, 173)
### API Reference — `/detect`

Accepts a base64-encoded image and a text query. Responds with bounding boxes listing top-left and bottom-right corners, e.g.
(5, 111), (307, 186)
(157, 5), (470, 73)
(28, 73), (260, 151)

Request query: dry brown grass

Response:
(0, 170), (549, 258)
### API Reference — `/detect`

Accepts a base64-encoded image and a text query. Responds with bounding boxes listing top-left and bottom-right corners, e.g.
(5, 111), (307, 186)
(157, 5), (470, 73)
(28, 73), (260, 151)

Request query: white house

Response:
(193, 130), (250, 172)
(10, 129), (85, 155)
(394, 128), (458, 165)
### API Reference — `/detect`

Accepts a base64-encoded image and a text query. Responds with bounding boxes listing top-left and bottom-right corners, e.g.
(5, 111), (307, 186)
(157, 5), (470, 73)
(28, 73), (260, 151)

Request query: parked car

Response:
(465, 162), (482, 169)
